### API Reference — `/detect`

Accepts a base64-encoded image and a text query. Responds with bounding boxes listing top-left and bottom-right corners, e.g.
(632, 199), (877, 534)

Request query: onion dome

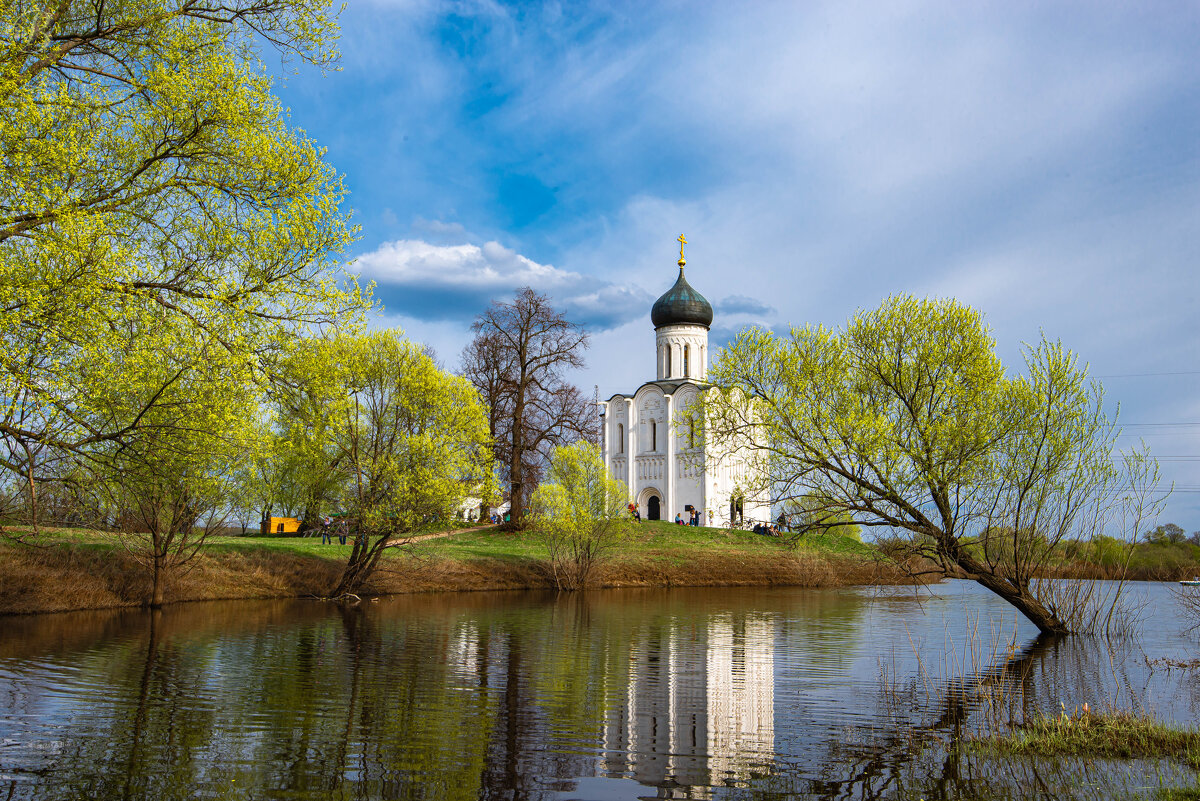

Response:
(651, 236), (713, 329)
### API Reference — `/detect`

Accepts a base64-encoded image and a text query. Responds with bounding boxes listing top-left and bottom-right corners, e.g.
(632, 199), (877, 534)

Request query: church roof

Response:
(603, 379), (710, 405)
(651, 266), (713, 329)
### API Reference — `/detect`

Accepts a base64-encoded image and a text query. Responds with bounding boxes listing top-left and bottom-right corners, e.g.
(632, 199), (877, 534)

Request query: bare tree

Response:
(462, 289), (595, 527)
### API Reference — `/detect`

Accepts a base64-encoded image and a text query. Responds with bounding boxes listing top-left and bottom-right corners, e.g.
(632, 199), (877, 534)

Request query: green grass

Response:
(0, 526), (353, 560)
(410, 519), (872, 562)
(411, 527), (549, 561)
(1, 519), (878, 566)
(207, 535), (349, 558)
(972, 710), (1200, 768)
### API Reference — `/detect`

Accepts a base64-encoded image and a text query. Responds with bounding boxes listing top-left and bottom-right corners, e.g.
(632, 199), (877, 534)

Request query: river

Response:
(0, 581), (1197, 799)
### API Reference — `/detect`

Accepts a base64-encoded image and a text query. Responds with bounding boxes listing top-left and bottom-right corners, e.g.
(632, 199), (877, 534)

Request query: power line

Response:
(1096, 371), (1200, 378)
(1120, 422), (1200, 427)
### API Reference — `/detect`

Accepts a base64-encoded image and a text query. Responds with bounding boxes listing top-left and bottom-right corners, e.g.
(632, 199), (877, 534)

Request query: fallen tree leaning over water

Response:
(701, 295), (1165, 636)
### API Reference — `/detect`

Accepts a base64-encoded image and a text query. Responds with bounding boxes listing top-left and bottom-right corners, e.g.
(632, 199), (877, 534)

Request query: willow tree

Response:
(703, 295), (1159, 636)
(0, 0), (366, 527)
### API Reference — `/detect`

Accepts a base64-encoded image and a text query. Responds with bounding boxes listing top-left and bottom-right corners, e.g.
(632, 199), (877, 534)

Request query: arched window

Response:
(651, 420), (657, 451)
(684, 344), (690, 377)
(688, 417), (695, 448)
(666, 348), (672, 377)
(618, 424), (624, 454)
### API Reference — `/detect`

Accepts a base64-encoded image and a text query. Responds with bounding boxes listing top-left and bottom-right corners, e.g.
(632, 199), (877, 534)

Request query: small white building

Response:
(599, 241), (770, 526)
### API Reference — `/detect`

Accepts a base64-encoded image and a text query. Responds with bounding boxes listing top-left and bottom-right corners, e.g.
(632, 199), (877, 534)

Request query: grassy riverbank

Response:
(0, 521), (912, 615)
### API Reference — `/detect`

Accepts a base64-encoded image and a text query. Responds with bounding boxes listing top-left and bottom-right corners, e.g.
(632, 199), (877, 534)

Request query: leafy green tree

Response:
(532, 441), (629, 590)
(91, 344), (258, 606)
(0, 0), (366, 528)
(270, 347), (357, 531)
(703, 295), (1162, 635)
(780, 495), (861, 542)
(285, 331), (493, 596)
(1145, 523), (1186, 545)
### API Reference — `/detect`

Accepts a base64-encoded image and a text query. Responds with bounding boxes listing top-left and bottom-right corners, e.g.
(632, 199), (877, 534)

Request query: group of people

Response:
(625, 502), (704, 527)
(752, 522), (780, 537)
(319, 515), (348, 545)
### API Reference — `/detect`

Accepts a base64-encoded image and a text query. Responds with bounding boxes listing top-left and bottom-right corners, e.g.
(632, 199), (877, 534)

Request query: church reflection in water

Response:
(599, 613), (777, 796)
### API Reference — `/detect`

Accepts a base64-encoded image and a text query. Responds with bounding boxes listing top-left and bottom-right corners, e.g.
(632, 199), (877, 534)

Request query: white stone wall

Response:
(603, 382), (769, 526)
(655, 324), (709, 381)
(601, 396), (630, 487)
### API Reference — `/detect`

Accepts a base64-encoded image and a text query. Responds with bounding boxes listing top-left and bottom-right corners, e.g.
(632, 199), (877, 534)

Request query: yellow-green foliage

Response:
(0, 0), (367, 472)
(533, 441), (629, 589)
(702, 295), (1157, 635)
(292, 330), (495, 534)
(1091, 535), (1130, 568)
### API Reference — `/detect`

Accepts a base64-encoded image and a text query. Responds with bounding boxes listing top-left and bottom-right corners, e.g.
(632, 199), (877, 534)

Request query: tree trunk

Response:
(301, 496), (322, 535)
(940, 530), (1071, 635)
(509, 392), (525, 526)
(150, 556), (165, 609)
(971, 571), (1069, 636)
(332, 531), (384, 597)
(25, 452), (39, 537)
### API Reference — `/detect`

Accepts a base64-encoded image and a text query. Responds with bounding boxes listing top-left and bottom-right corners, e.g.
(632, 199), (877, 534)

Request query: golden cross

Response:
(677, 234), (687, 262)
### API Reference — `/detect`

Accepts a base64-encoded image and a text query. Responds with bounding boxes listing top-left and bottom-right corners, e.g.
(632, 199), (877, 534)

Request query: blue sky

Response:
(275, 0), (1200, 528)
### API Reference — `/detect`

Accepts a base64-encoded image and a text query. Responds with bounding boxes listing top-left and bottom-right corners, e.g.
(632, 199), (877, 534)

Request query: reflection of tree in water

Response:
(9, 607), (224, 800)
(0, 588), (850, 801)
(753, 633), (1199, 801)
(6, 588), (1196, 800)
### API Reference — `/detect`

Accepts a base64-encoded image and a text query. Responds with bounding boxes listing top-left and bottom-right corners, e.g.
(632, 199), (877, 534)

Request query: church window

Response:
(684, 344), (690, 376)
(666, 348), (672, 377)
(689, 417), (695, 448)
(618, 424), (624, 453)
(651, 420), (657, 451)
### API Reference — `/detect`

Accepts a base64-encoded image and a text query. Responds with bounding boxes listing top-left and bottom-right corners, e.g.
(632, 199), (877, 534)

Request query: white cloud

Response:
(356, 239), (571, 288)
(353, 238), (654, 331)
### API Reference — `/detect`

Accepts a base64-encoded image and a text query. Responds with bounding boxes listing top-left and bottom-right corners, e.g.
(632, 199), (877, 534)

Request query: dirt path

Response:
(394, 524), (499, 545)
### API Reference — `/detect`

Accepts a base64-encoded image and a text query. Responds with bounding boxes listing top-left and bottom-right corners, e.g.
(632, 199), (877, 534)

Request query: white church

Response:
(599, 238), (771, 526)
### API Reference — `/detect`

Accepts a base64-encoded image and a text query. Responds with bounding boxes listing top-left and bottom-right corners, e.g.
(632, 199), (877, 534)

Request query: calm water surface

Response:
(0, 581), (1198, 800)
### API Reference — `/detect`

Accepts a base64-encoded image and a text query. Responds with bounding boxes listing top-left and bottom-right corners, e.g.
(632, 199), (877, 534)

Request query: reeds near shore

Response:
(972, 707), (1200, 767)
(864, 586), (1200, 799)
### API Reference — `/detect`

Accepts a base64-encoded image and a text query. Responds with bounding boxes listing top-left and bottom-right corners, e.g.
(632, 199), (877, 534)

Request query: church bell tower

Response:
(651, 235), (713, 382)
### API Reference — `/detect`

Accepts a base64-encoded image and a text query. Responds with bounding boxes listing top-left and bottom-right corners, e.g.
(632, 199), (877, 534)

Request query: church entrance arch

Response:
(637, 487), (663, 521)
